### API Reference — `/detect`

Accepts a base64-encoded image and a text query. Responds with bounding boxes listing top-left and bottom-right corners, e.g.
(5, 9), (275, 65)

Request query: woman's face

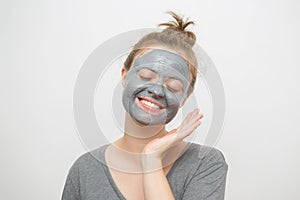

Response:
(122, 49), (191, 126)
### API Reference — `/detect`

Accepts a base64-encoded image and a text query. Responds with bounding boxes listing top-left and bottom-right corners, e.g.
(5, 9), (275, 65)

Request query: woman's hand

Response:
(142, 108), (204, 163)
(141, 107), (204, 200)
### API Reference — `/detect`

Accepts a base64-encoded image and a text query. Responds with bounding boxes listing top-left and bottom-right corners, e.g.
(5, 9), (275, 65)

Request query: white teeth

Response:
(140, 100), (160, 109)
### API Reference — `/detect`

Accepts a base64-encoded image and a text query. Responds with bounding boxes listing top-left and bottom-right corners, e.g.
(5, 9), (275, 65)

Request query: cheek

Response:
(123, 77), (148, 98)
(165, 92), (185, 107)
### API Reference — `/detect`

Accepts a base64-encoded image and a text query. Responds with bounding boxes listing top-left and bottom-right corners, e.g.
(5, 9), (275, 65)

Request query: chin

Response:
(129, 110), (168, 126)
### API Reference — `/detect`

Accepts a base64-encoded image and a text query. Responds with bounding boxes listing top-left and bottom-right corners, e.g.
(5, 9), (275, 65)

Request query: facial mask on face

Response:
(122, 49), (190, 126)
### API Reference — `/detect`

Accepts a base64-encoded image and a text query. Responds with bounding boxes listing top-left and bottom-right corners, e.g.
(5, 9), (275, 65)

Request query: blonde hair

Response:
(124, 11), (198, 94)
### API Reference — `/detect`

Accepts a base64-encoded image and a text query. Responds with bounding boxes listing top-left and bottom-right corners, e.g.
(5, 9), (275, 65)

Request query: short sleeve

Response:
(61, 160), (82, 200)
(181, 148), (229, 200)
(61, 175), (81, 200)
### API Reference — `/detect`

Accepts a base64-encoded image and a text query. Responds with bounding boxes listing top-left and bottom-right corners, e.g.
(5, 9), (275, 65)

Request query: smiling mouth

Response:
(135, 96), (166, 114)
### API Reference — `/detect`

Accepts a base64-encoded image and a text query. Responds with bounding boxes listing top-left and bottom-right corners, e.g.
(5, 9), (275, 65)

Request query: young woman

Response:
(62, 11), (228, 200)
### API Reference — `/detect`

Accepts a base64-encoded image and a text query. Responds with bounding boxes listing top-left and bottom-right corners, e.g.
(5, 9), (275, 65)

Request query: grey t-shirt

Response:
(62, 142), (228, 200)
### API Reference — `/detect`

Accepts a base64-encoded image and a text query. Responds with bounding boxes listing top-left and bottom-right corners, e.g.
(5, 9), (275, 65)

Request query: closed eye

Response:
(137, 68), (157, 81)
(164, 78), (183, 93)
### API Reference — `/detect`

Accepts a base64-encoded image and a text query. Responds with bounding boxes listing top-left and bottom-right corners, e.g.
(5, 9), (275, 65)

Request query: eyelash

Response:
(139, 76), (152, 81)
(166, 85), (180, 93)
(138, 74), (182, 93)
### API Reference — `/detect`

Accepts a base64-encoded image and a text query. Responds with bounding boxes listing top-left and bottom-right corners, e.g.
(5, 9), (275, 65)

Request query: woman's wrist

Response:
(141, 152), (163, 173)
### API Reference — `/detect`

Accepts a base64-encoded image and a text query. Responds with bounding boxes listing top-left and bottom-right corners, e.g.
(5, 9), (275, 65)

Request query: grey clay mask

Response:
(122, 49), (191, 126)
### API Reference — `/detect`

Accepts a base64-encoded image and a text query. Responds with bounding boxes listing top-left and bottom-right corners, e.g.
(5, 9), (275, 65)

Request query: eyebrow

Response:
(138, 66), (158, 73)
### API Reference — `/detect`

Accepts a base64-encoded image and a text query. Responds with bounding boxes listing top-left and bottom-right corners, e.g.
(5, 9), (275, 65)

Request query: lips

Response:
(135, 96), (166, 114)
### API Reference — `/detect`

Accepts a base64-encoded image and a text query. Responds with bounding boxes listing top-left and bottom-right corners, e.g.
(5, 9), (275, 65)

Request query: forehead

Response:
(132, 49), (190, 79)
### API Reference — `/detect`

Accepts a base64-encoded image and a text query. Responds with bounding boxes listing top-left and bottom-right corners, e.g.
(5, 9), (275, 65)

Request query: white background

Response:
(1, 0), (300, 199)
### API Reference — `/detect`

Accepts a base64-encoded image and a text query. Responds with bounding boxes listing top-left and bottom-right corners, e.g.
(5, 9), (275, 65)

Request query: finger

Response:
(190, 109), (200, 120)
(193, 108), (200, 115)
(177, 109), (202, 134)
(187, 108), (199, 118)
(190, 113), (204, 124)
(194, 120), (202, 128)
(167, 128), (177, 135)
(194, 113), (204, 121)
(179, 112), (193, 129)
(178, 118), (202, 138)
(184, 111), (194, 122)
(182, 109), (199, 125)
(182, 115), (201, 130)
(184, 122), (201, 138)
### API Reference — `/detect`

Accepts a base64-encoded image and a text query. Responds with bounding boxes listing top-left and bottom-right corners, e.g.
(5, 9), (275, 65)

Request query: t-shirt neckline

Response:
(98, 142), (193, 199)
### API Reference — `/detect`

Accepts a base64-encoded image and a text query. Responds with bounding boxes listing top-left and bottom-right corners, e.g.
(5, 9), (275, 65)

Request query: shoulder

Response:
(179, 142), (228, 172)
(183, 143), (227, 162)
(174, 144), (228, 200)
(67, 144), (109, 176)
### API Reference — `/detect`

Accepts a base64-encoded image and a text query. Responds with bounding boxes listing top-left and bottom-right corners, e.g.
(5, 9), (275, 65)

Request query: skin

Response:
(122, 49), (191, 126)
(107, 47), (204, 200)
(142, 108), (203, 200)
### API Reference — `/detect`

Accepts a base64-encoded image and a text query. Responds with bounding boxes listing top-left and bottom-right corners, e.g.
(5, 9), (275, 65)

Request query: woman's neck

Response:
(113, 112), (168, 153)
(107, 113), (188, 173)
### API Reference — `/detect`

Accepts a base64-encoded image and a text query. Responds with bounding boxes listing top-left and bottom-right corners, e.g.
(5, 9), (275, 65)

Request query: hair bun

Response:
(158, 11), (196, 47)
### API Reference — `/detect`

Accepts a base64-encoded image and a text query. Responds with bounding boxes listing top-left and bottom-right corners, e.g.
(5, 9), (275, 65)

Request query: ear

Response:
(121, 67), (127, 87)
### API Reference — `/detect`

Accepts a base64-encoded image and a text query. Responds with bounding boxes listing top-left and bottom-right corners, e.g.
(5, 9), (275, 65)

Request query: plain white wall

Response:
(1, 0), (299, 199)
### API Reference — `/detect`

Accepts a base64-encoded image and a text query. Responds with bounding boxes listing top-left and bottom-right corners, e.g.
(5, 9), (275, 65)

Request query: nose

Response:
(147, 84), (164, 98)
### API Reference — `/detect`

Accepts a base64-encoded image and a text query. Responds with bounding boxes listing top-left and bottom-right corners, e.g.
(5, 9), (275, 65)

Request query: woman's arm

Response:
(142, 161), (175, 199)
(141, 108), (203, 199)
